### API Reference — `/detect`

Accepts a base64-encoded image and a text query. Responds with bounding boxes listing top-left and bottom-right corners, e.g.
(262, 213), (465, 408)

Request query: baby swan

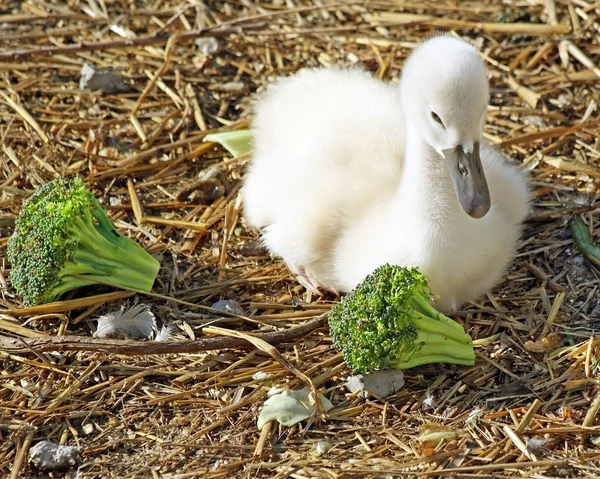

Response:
(242, 35), (529, 312)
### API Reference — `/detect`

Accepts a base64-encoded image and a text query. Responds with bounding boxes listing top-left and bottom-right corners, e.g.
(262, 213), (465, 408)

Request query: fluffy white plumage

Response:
(242, 35), (530, 312)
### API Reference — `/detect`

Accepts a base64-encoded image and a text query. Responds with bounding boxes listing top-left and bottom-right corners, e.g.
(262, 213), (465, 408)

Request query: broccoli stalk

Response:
(7, 177), (160, 306)
(328, 264), (475, 373)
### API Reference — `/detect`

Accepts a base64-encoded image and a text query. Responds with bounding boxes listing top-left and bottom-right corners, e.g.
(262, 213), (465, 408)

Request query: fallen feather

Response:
(154, 324), (176, 341)
(257, 386), (333, 430)
(465, 408), (483, 426)
(422, 390), (435, 409)
(94, 303), (157, 339)
(527, 436), (552, 454)
(195, 37), (219, 55)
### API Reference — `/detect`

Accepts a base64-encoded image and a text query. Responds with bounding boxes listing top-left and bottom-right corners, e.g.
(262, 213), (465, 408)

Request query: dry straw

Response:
(1, 0), (600, 477)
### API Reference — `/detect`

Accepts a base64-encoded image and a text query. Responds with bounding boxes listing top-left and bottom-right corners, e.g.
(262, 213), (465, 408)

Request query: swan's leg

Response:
(286, 262), (322, 295)
(303, 267), (324, 292)
(297, 275), (323, 296)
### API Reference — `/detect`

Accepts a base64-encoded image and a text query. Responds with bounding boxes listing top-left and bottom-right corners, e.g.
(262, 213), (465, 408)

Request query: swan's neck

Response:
(395, 122), (462, 226)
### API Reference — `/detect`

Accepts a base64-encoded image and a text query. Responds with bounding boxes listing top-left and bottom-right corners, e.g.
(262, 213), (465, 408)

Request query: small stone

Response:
(241, 241), (267, 257)
(312, 441), (333, 456)
(80, 64), (130, 94)
(211, 299), (245, 316)
(82, 423), (94, 435)
(209, 81), (245, 92)
(345, 370), (405, 398)
(29, 440), (82, 471)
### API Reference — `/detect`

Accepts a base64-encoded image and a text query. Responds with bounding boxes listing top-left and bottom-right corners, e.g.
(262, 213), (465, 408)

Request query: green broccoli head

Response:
(8, 177), (160, 306)
(328, 264), (475, 373)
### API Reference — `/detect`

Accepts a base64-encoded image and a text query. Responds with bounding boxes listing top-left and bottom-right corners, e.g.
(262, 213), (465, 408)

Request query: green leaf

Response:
(257, 387), (333, 430)
(204, 130), (253, 157)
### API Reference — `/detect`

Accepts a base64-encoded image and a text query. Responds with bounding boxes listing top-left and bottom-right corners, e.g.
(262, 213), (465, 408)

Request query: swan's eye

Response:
(431, 111), (445, 128)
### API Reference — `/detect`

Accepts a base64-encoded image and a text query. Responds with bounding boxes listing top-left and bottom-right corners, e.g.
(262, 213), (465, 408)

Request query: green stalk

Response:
(413, 310), (472, 343)
(392, 353), (475, 370)
(391, 338), (475, 369)
(77, 214), (158, 272)
(413, 293), (466, 331)
(417, 343), (475, 361)
(45, 276), (106, 303)
(66, 214), (159, 291)
(570, 215), (600, 268)
(72, 249), (158, 292)
(89, 200), (151, 256)
(60, 259), (118, 277)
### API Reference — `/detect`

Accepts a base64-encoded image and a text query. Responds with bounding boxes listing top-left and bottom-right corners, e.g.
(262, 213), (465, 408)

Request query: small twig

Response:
(0, 291), (135, 316)
(141, 216), (206, 231)
(254, 421), (273, 456)
(0, 314), (328, 355)
(560, 40), (600, 79)
(9, 429), (34, 479)
(0, 89), (49, 144)
(414, 459), (566, 475)
(503, 424), (537, 461)
(541, 292), (566, 337)
(583, 389), (600, 428)
(516, 399), (543, 434)
(523, 261), (565, 293)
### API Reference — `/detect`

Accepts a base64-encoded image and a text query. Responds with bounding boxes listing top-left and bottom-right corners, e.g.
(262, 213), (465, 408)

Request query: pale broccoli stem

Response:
(64, 212), (159, 292)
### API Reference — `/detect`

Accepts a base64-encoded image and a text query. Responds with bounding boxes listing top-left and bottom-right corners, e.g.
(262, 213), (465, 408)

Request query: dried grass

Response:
(1, 0), (600, 477)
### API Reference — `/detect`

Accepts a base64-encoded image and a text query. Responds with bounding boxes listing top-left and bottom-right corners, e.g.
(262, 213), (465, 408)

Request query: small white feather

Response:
(154, 324), (176, 342)
(94, 303), (157, 339)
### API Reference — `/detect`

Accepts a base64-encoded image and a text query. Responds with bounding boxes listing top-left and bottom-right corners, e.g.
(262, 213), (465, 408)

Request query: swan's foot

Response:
(286, 262), (323, 296)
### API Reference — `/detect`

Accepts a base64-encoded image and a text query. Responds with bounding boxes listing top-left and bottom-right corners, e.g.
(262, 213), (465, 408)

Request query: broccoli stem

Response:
(413, 293), (465, 328)
(393, 352), (474, 369)
(89, 198), (149, 256)
(69, 250), (156, 288)
(391, 336), (475, 369)
(412, 310), (471, 344)
(44, 276), (107, 303)
(57, 212), (159, 293)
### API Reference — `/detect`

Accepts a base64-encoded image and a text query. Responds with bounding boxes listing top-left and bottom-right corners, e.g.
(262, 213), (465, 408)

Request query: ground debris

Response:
(79, 63), (130, 93)
(1, 0), (600, 477)
(29, 441), (82, 471)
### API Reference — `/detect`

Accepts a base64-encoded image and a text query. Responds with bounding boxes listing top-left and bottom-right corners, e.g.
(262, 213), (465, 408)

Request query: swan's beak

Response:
(442, 142), (491, 219)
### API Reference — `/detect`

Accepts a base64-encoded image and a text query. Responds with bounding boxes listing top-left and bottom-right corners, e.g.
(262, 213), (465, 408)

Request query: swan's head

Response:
(400, 35), (491, 219)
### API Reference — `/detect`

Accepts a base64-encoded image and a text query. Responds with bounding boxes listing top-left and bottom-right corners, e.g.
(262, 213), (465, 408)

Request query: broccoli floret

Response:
(7, 177), (160, 306)
(328, 264), (475, 373)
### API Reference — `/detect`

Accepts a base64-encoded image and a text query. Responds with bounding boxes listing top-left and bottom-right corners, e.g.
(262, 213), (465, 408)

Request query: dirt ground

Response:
(2, 0), (600, 477)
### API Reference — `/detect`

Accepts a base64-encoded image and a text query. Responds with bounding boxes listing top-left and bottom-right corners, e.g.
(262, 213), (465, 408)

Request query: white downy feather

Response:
(154, 324), (176, 341)
(94, 303), (157, 339)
